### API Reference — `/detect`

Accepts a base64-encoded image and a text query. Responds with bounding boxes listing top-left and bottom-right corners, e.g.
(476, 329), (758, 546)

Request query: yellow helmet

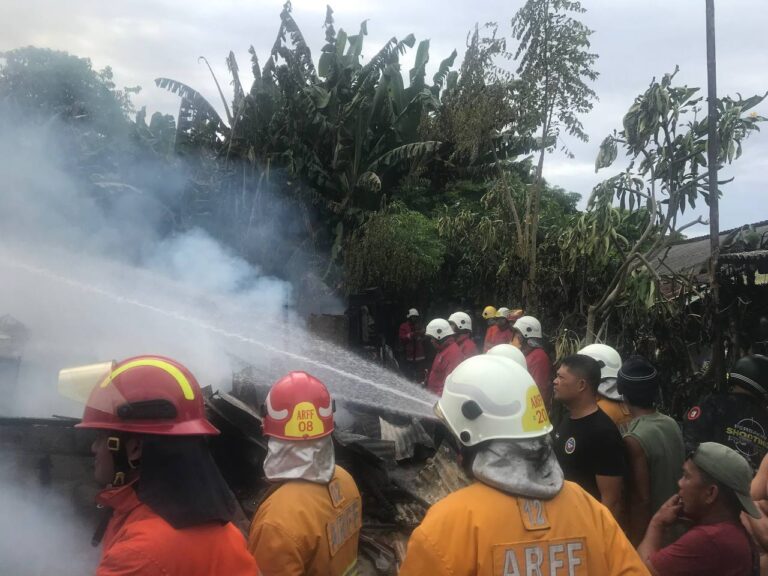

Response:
(482, 306), (497, 320)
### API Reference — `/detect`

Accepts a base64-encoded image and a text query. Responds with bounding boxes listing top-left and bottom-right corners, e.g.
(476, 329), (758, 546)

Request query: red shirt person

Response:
(425, 318), (464, 395)
(481, 306), (498, 352)
(484, 307), (514, 349)
(399, 309), (426, 363)
(637, 442), (759, 576)
(511, 315), (553, 409)
(448, 311), (478, 359)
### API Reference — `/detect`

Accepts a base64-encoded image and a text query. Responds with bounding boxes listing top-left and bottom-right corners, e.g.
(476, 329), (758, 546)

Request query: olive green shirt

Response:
(624, 411), (685, 514)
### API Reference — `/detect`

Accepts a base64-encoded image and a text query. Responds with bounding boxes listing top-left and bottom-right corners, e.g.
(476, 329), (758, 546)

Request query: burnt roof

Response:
(656, 220), (768, 279)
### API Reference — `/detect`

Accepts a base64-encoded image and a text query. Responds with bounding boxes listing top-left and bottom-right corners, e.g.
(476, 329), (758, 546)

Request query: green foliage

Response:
(0, 46), (136, 129)
(344, 204), (445, 295)
(157, 2), (458, 283)
(508, 0), (599, 310)
(437, 177), (580, 305)
(511, 0), (599, 150)
(566, 69), (766, 341)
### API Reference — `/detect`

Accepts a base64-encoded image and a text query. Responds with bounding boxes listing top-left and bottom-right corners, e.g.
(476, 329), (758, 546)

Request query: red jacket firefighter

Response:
(425, 319), (465, 395)
(399, 310), (426, 362)
(449, 311), (479, 359)
(526, 347), (552, 409)
(249, 372), (362, 576)
(63, 355), (259, 576)
(483, 324), (500, 352)
(457, 333), (479, 358)
(97, 483), (257, 576)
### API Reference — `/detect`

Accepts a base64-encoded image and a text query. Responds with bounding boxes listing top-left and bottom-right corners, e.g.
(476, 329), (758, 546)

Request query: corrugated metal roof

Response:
(720, 250), (768, 263)
(656, 220), (768, 278)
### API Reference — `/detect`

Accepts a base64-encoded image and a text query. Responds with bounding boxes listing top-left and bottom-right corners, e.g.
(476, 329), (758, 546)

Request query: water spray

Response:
(0, 254), (434, 410)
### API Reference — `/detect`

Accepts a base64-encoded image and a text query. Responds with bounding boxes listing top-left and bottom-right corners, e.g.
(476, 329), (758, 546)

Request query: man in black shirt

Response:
(684, 354), (768, 471)
(553, 353), (626, 520)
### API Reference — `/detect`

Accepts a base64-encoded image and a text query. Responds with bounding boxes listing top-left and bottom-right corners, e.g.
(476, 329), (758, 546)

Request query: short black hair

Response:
(560, 354), (601, 395)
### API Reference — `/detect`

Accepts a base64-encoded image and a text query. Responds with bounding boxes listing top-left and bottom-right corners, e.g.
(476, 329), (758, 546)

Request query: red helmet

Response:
(74, 355), (219, 436)
(262, 371), (335, 441)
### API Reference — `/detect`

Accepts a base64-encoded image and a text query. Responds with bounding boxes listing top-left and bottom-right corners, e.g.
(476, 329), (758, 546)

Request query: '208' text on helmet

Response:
(436, 355), (552, 447)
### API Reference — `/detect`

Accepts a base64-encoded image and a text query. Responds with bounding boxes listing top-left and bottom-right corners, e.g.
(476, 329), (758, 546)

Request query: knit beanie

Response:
(616, 356), (659, 408)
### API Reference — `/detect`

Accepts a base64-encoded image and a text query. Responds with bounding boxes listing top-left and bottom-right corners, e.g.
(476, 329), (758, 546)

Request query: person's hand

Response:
(652, 494), (684, 527)
(742, 500), (768, 552)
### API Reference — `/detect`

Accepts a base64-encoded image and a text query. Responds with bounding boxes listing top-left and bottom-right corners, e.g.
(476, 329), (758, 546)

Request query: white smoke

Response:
(0, 107), (297, 418)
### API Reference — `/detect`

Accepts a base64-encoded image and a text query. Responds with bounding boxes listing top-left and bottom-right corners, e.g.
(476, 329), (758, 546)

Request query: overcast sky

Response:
(2, 0), (766, 235)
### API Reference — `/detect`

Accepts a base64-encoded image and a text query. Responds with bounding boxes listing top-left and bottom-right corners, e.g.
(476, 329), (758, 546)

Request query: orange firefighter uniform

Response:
(248, 465), (362, 576)
(96, 483), (258, 576)
(399, 480), (649, 576)
(598, 397), (633, 433)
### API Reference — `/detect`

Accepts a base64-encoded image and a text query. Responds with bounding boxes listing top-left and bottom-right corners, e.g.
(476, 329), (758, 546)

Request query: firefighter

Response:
(482, 305), (499, 353)
(248, 371), (362, 576)
(63, 355), (259, 576)
(449, 311), (479, 359)
(511, 315), (553, 409)
(683, 354), (768, 471)
(398, 308), (426, 381)
(425, 318), (464, 395)
(399, 355), (650, 576)
(491, 307), (515, 345)
(579, 343), (633, 433)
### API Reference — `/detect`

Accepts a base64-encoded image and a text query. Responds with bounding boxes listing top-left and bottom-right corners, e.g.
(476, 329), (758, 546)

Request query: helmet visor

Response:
(58, 361), (116, 403)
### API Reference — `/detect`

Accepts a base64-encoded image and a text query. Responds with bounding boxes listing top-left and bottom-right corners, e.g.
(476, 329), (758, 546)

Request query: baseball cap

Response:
(691, 442), (759, 519)
(407, 308), (419, 318)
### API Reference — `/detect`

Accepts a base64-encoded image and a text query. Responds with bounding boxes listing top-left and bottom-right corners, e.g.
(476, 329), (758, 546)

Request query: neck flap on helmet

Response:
(472, 437), (563, 500)
(136, 436), (237, 529)
(264, 436), (335, 484)
(598, 377), (623, 401)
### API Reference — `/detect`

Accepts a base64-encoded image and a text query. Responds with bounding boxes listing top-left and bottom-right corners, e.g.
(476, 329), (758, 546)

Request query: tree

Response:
(510, 0), (599, 310)
(344, 202), (445, 296)
(438, 178), (580, 307)
(157, 3), (457, 285)
(0, 47), (137, 127)
(560, 69), (765, 342)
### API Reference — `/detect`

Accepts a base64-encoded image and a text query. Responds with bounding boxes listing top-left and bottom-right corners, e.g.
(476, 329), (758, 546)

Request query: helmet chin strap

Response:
(91, 434), (141, 547)
(107, 435), (139, 487)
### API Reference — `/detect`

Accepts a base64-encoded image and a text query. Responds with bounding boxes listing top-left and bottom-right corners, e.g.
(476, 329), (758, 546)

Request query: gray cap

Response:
(692, 442), (759, 519)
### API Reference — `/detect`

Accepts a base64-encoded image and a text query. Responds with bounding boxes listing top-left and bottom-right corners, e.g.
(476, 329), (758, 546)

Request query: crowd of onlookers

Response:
(399, 304), (768, 574)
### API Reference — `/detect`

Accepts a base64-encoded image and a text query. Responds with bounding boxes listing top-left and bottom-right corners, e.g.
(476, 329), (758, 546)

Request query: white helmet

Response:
(448, 311), (472, 332)
(407, 308), (419, 318)
(437, 355), (552, 447)
(495, 307), (510, 319)
(426, 318), (454, 341)
(487, 343), (527, 369)
(513, 316), (542, 339)
(578, 343), (622, 380)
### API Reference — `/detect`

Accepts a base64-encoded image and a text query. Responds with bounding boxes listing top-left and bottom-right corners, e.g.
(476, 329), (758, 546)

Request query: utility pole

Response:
(706, 0), (723, 385)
